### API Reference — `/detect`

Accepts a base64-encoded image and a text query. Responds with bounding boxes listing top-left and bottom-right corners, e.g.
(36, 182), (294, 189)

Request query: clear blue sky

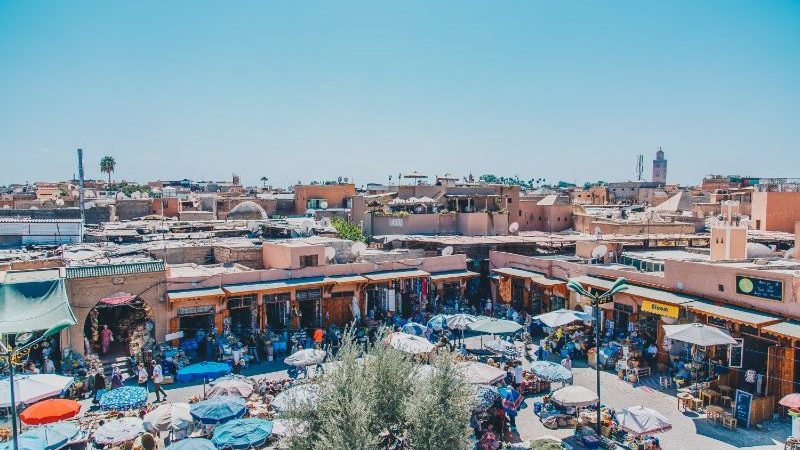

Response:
(1, 1), (798, 187)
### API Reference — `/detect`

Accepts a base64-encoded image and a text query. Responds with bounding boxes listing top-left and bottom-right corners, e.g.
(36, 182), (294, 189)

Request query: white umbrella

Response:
(0, 374), (74, 407)
(284, 349), (327, 367)
(272, 384), (320, 414)
(143, 402), (193, 432)
(456, 361), (507, 385)
(663, 323), (737, 346)
(616, 405), (672, 436)
(550, 386), (599, 407)
(271, 418), (307, 438)
(534, 308), (594, 328)
(484, 339), (518, 357)
(468, 318), (522, 334)
(93, 417), (145, 446)
(387, 332), (435, 355)
(208, 377), (255, 398)
(447, 313), (477, 330)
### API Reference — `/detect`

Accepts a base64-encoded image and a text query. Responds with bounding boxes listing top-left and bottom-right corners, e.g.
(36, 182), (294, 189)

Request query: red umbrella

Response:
(20, 399), (81, 425)
(779, 393), (800, 410)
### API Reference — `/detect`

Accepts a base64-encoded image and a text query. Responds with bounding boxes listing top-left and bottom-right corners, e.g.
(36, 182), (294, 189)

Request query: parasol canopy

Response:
(616, 405), (672, 436)
(472, 385), (501, 411)
(0, 423), (79, 450)
(401, 321), (427, 336)
(779, 393), (800, 409)
(211, 418), (273, 449)
(550, 385), (599, 407)
(93, 417), (145, 446)
(533, 309), (594, 328)
(0, 374), (74, 407)
(468, 318), (523, 334)
(387, 332), (435, 354)
(427, 314), (450, 331)
(447, 313), (477, 330)
(456, 361), (506, 385)
(208, 377), (255, 398)
(484, 339), (518, 357)
(20, 398), (81, 425)
(164, 438), (216, 450)
(271, 419), (307, 438)
(176, 361), (231, 383)
(190, 395), (247, 425)
(663, 323), (737, 346)
(143, 402), (193, 432)
(530, 361), (573, 383)
(272, 384), (321, 414)
(284, 349), (327, 367)
(98, 386), (148, 411)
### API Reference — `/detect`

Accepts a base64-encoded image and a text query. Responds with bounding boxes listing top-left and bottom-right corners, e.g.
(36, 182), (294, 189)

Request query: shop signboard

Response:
(728, 338), (744, 368)
(736, 275), (783, 301)
(641, 300), (679, 318)
(735, 389), (753, 428)
(177, 305), (215, 316)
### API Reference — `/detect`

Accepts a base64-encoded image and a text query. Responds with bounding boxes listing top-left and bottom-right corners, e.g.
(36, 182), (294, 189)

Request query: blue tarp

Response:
(176, 361), (231, 383)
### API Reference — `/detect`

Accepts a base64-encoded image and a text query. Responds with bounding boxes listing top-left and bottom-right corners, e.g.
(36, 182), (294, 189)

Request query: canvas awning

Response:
(99, 294), (136, 306)
(762, 321), (800, 341)
(429, 270), (480, 282)
(685, 300), (781, 327)
(326, 275), (368, 284)
(167, 287), (225, 301)
(223, 276), (333, 294)
(0, 273), (76, 334)
(492, 267), (565, 287)
(363, 269), (430, 283)
(570, 275), (696, 306)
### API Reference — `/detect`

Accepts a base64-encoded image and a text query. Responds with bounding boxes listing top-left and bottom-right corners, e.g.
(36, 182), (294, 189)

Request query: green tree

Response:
(331, 218), (365, 242)
(530, 439), (564, 450)
(100, 156), (116, 184)
(478, 174), (498, 183)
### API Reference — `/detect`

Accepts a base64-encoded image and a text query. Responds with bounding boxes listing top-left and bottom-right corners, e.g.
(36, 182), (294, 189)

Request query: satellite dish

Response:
(509, 222), (519, 233)
(351, 242), (367, 256)
(324, 246), (336, 261)
(591, 245), (608, 260)
(594, 227), (602, 240)
(300, 220), (315, 236)
(320, 217), (332, 227)
(306, 209), (316, 218)
(320, 200), (329, 209)
(441, 246), (454, 256)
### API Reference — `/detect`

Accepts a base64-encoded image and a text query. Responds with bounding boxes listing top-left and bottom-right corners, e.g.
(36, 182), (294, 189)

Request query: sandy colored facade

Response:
(294, 183), (356, 215)
(751, 191), (800, 232)
(517, 197), (573, 232)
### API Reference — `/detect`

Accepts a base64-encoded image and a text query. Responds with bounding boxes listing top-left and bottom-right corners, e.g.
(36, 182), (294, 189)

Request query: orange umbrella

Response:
(20, 399), (81, 425)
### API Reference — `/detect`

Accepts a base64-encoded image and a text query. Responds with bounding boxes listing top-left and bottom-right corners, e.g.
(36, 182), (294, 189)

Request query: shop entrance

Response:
(177, 306), (216, 340)
(297, 288), (322, 329)
(265, 293), (290, 331)
(84, 294), (154, 359)
(227, 295), (257, 338)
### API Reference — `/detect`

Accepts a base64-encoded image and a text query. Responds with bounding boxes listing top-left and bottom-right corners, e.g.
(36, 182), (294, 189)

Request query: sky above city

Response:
(1, 1), (798, 188)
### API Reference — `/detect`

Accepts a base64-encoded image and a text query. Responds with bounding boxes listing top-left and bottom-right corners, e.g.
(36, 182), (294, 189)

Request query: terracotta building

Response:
(294, 183), (355, 216)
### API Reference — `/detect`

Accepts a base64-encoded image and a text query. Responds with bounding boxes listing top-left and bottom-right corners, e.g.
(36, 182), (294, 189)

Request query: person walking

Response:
(137, 363), (149, 389)
(91, 370), (106, 404)
(100, 325), (114, 355)
(150, 360), (167, 402)
(110, 366), (123, 389)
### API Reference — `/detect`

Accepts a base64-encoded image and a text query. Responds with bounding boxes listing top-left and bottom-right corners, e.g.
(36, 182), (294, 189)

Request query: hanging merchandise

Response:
(388, 289), (396, 312)
(89, 309), (100, 344)
(421, 278), (428, 299)
(499, 277), (512, 303)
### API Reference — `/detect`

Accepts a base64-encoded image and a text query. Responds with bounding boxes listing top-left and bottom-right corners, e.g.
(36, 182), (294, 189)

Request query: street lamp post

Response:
(566, 277), (628, 433)
(0, 320), (73, 450)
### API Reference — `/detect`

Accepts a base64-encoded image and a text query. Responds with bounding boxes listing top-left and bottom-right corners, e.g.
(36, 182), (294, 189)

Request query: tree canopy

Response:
(331, 217), (365, 242)
(100, 156), (116, 183)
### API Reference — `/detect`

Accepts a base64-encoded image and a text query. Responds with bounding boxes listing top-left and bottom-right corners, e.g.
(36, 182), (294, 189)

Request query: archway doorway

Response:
(84, 293), (155, 361)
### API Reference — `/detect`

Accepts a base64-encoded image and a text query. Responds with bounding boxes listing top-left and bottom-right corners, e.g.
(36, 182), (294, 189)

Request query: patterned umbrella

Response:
(401, 322), (427, 336)
(427, 314), (449, 331)
(0, 423), (79, 450)
(473, 385), (501, 411)
(20, 398), (81, 425)
(530, 361), (573, 383)
(616, 405), (672, 436)
(164, 438), (216, 450)
(190, 395), (247, 425)
(143, 402), (193, 432)
(98, 386), (148, 411)
(211, 418), (273, 449)
(484, 339), (518, 358)
(208, 377), (254, 398)
(93, 417), (146, 446)
(447, 313), (477, 330)
(176, 361), (232, 383)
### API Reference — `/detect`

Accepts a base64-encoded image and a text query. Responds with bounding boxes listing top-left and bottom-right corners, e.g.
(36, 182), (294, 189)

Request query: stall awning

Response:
(685, 300), (781, 327)
(762, 321), (800, 341)
(363, 269), (430, 282)
(223, 276), (333, 294)
(429, 270), (480, 282)
(99, 294), (136, 306)
(492, 267), (565, 287)
(167, 287), (225, 301)
(0, 273), (77, 334)
(570, 275), (696, 306)
(326, 275), (369, 284)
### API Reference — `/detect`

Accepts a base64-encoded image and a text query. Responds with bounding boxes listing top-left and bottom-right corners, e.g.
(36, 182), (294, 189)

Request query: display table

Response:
(677, 392), (694, 411)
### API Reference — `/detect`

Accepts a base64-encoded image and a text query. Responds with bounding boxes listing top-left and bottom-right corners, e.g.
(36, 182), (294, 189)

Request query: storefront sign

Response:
(641, 300), (679, 318)
(735, 389), (753, 428)
(736, 275), (783, 301)
(177, 305), (215, 316)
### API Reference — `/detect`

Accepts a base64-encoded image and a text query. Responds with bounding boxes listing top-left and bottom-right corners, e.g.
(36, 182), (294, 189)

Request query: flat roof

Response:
(429, 270), (480, 281)
(571, 275), (697, 306)
(492, 267), (565, 286)
(685, 300), (781, 326)
(167, 286), (225, 300)
(224, 276), (332, 294)
(0, 268), (61, 283)
(364, 269), (430, 282)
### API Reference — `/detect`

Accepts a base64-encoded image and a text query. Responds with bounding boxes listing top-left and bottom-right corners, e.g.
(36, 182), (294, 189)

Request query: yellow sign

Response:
(641, 300), (679, 318)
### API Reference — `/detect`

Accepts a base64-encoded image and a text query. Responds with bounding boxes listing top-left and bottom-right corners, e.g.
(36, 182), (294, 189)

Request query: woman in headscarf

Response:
(101, 324), (114, 354)
(111, 366), (124, 389)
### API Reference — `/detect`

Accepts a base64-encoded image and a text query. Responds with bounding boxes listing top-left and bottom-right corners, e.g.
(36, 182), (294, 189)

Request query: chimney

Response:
(710, 225), (747, 261)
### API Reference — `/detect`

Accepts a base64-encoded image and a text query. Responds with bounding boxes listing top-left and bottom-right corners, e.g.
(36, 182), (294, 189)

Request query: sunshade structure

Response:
(401, 322), (427, 336)
(533, 309), (594, 328)
(550, 386), (599, 408)
(779, 393), (800, 409)
(272, 384), (321, 414)
(616, 406), (672, 436)
(208, 377), (255, 399)
(93, 417), (146, 446)
(176, 361), (231, 383)
(468, 318), (523, 334)
(284, 349), (326, 367)
(98, 386), (148, 411)
(20, 398), (81, 425)
(387, 332), (435, 354)
(663, 323), (737, 346)
(190, 395), (247, 425)
(165, 438), (217, 450)
(0, 271), (76, 335)
(530, 361), (573, 383)
(473, 385), (501, 411)
(427, 314), (449, 331)
(0, 423), (79, 450)
(447, 313), (477, 330)
(456, 361), (506, 385)
(143, 402), (193, 432)
(0, 374), (75, 407)
(484, 339), (518, 358)
(211, 418), (274, 449)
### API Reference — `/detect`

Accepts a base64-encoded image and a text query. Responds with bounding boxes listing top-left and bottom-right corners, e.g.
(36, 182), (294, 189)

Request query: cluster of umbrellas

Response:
(0, 423), (80, 450)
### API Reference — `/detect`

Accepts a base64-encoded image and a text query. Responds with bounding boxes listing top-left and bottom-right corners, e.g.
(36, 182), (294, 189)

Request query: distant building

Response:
(652, 148), (667, 184)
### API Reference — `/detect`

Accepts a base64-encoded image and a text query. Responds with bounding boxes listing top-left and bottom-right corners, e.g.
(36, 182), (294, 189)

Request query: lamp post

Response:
(1, 320), (72, 450)
(566, 277), (628, 433)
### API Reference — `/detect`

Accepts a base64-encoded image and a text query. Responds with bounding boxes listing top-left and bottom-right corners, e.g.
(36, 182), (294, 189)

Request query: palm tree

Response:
(100, 156), (116, 184)
(260, 176), (269, 188)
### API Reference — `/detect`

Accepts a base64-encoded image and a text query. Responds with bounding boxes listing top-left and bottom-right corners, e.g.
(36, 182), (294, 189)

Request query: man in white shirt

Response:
(513, 363), (524, 387)
(150, 360), (168, 402)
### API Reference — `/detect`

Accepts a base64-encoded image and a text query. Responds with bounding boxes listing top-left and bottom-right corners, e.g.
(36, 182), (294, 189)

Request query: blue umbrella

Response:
(530, 361), (573, 383)
(426, 314), (449, 331)
(401, 322), (426, 336)
(176, 361), (231, 383)
(212, 418), (273, 449)
(98, 386), (148, 411)
(0, 423), (79, 450)
(473, 385), (501, 411)
(165, 438), (216, 450)
(190, 395), (246, 425)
